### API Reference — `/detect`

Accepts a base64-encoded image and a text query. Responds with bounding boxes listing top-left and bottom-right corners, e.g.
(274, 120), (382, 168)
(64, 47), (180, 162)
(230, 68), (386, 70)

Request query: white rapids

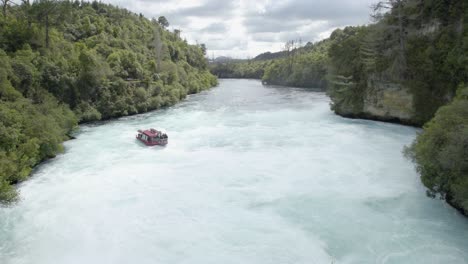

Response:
(1, 79), (467, 264)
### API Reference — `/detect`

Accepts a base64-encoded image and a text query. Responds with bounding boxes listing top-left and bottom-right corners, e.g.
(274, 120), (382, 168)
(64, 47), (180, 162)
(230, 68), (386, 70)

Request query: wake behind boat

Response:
(136, 128), (168, 146)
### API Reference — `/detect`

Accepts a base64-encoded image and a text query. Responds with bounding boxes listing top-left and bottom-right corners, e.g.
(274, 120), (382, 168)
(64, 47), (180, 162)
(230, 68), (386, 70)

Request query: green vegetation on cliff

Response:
(262, 40), (329, 88)
(327, 0), (467, 125)
(0, 0), (216, 203)
(326, 0), (467, 214)
(406, 85), (468, 215)
(209, 59), (271, 79)
(327, 26), (378, 117)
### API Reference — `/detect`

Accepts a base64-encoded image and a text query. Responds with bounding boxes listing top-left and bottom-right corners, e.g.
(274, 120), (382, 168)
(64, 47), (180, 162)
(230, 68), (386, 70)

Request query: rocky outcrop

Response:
(362, 78), (416, 124)
(417, 20), (441, 36)
(333, 77), (419, 126)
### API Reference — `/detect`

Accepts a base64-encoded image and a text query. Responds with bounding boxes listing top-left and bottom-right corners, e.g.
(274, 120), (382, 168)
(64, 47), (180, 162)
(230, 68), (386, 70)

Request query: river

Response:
(1, 79), (467, 264)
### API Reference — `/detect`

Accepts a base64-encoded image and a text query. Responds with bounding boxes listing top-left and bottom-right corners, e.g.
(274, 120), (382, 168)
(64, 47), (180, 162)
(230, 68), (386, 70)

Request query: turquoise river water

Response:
(1, 79), (467, 264)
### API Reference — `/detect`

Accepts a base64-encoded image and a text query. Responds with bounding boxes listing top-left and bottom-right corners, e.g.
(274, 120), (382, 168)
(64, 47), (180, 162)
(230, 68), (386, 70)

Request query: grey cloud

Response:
(105, 0), (236, 28)
(169, 0), (236, 17)
(244, 0), (374, 33)
(101, 0), (376, 57)
(271, 0), (371, 20)
(200, 23), (228, 33)
(203, 37), (248, 50)
(245, 16), (304, 33)
(154, 0), (237, 31)
(252, 0), (371, 19)
(250, 25), (329, 43)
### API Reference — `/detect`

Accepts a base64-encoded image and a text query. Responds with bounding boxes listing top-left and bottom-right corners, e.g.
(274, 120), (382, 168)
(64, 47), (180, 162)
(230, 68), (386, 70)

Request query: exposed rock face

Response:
(333, 78), (419, 126)
(417, 20), (441, 36)
(328, 14), (464, 128)
(362, 78), (415, 124)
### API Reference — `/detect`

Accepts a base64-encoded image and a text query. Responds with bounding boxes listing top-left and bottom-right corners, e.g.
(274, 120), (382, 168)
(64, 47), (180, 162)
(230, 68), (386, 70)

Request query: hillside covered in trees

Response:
(262, 40), (329, 88)
(327, 0), (466, 126)
(406, 85), (468, 215)
(0, 0), (217, 202)
(327, 0), (467, 214)
(209, 59), (271, 80)
(209, 40), (329, 89)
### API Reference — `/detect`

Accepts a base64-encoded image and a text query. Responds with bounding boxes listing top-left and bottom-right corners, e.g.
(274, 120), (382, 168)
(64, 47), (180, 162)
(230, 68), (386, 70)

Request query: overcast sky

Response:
(104, 0), (376, 58)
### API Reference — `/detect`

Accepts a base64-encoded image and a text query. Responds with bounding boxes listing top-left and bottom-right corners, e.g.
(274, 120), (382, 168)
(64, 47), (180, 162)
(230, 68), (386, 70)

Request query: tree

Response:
(1, 0), (11, 17)
(152, 27), (163, 72)
(21, 0), (33, 28)
(158, 16), (169, 28)
(33, 0), (70, 49)
(372, 0), (407, 79)
(199, 43), (206, 56)
(405, 86), (468, 215)
(173, 29), (181, 38)
(283, 39), (299, 74)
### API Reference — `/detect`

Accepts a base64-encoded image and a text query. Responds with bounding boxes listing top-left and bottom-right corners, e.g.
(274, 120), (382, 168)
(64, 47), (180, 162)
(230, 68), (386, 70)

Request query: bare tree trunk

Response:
(397, 2), (405, 54)
(46, 14), (50, 48)
(153, 28), (163, 72)
(22, 0), (32, 28)
(397, 0), (406, 79)
(284, 40), (293, 74)
(2, 0), (9, 17)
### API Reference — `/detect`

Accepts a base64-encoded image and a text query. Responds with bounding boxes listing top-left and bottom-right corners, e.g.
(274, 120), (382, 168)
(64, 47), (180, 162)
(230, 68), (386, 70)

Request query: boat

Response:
(136, 128), (168, 146)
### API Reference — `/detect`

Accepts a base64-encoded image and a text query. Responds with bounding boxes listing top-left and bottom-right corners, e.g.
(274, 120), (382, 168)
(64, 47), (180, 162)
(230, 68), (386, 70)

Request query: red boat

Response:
(136, 128), (168, 146)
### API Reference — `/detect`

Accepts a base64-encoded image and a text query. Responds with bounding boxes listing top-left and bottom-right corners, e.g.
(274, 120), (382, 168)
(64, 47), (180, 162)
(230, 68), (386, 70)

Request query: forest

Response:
(406, 85), (468, 215)
(327, 0), (467, 214)
(209, 58), (270, 80)
(209, 40), (329, 89)
(0, 0), (217, 202)
(327, 0), (467, 125)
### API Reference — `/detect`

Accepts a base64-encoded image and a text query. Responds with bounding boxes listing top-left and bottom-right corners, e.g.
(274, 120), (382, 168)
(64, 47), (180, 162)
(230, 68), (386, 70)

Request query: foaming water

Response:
(1, 79), (467, 264)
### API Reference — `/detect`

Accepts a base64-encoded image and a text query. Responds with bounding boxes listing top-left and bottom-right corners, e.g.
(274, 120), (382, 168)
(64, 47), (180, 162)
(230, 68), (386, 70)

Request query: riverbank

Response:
(0, 1), (218, 203)
(332, 111), (422, 128)
(2, 79), (467, 263)
(2, 81), (217, 204)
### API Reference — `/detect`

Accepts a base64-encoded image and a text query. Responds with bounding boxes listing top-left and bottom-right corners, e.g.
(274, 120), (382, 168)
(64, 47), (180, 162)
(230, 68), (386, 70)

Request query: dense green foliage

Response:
(327, 0), (467, 125)
(406, 86), (468, 215)
(0, 0), (216, 203)
(209, 41), (330, 89)
(325, 0), (467, 213)
(0, 47), (77, 202)
(326, 26), (372, 115)
(262, 40), (329, 88)
(209, 59), (271, 79)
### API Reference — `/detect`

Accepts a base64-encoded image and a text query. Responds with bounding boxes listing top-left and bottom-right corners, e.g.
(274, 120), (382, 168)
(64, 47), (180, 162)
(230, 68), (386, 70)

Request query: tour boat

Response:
(136, 128), (168, 146)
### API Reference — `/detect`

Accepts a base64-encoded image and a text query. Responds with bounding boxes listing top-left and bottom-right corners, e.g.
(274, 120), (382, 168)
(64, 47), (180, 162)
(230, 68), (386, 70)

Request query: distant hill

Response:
(211, 56), (234, 63)
(209, 56), (247, 63)
(253, 42), (315, 61)
(253, 51), (287, 61)
(209, 40), (329, 88)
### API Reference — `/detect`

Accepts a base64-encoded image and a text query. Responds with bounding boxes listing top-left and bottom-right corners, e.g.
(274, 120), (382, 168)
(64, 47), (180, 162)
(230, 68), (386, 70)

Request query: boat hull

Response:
(136, 137), (168, 146)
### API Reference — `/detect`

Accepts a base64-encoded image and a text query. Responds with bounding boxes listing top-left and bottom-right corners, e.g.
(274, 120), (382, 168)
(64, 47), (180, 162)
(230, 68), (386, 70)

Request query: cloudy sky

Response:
(104, 0), (376, 58)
